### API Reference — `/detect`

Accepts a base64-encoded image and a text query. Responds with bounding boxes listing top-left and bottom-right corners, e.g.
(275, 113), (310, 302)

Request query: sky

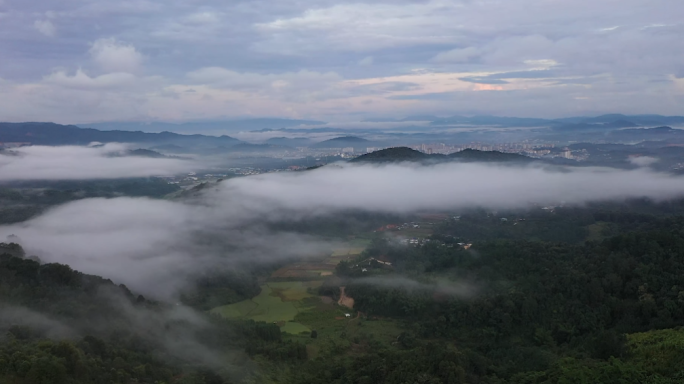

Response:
(0, 0), (682, 124)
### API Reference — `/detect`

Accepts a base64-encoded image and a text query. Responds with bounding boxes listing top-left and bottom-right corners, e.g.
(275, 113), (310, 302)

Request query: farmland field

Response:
(211, 243), (374, 335)
(210, 282), (317, 334)
(269, 247), (363, 280)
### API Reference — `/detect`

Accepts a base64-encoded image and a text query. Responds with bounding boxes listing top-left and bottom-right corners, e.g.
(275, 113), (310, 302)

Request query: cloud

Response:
(5, 161), (684, 300)
(459, 69), (556, 84)
(186, 67), (342, 92)
(459, 77), (509, 85)
(1, 196), (334, 299)
(254, 1), (463, 53)
(33, 19), (55, 37)
(433, 47), (481, 63)
(214, 163), (684, 213)
(43, 69), (142, 90)
(0, 305), (76, 339)
(0, 300), (244, 371)
(629, 156), (659, 167)
(2, 0), (684, 125)
(0, 143), (195, 181)
(185, 11), (220, 26)
(358, 56), (374, 66)
(89, 38), (144, 74)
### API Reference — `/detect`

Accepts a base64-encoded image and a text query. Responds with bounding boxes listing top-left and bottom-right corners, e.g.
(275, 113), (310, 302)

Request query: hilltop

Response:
(351, 147), (534, 163)
(350, 147), (429, 162)
(448, 148), (535, 162)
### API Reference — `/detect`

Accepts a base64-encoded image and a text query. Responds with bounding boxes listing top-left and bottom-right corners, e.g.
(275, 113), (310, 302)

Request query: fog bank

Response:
(0, 143), (195, 181)
(4, 161), (684, 298)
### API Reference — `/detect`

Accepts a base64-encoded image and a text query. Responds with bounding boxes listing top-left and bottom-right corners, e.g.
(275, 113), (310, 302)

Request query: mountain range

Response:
(0, 122), (241, 147)
(3, 114), (684, 155)
(78, 118), (325, 134)
(363, 114), (684, 128)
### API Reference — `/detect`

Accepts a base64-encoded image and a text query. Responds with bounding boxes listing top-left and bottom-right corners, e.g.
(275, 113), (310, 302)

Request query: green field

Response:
(281, 321), (312, 335)
(269, 281), (317, 301)
(210, 282), (315, 334)
(286, 305), (404, 359)
(210, 243), (378, 338)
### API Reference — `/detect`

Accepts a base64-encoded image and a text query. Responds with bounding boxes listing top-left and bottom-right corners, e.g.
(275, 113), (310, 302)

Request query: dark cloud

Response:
(460, 70), (555, 84)
(458, 77), (510, 85)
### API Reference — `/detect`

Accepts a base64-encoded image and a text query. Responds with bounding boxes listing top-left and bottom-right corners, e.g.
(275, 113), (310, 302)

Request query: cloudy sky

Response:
(0, 0), (682, 123)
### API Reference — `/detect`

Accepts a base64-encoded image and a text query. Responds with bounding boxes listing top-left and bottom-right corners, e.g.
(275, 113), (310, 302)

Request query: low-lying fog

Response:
(3, 147), (684, 299)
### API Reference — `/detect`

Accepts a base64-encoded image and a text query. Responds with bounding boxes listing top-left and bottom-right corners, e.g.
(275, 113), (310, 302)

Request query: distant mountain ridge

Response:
(360, 114), (684, 128)
(0, 122), (242, 147)
(430, 115), (553, 127)
(311, 136), (371, 148)
(552, 120), (640, 132)
(351, 147), (534, 163)
(78, 118), (325, 133)
(264, 137), (313, 146)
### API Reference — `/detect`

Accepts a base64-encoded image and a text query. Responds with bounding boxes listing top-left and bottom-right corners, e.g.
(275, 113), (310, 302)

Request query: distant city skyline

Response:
(0, 0), (682, 123)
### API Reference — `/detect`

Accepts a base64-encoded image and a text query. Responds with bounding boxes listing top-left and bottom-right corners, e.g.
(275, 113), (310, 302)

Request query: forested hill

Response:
(351, 147), (534, 163)
(448, 148), (535, 162)
(350, 147), (428, 162)
(0, 122), (242, 146)
(0, 244), (306, 384)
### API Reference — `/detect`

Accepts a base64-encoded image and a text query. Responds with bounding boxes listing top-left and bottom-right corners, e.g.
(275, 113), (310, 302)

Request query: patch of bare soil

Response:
(338, 286), (355, 309)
